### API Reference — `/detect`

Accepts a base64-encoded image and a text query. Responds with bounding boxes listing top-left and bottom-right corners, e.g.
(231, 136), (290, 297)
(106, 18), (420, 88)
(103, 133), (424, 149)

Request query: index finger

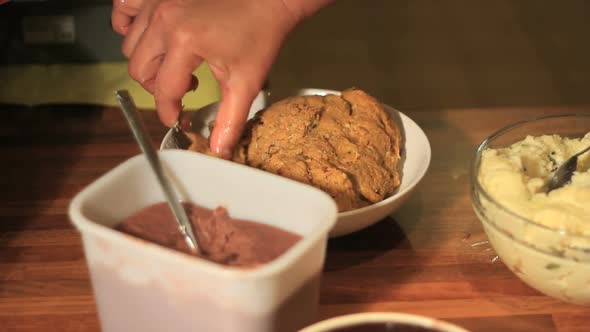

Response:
(209, 83), (259, 159)
(154, 47), (203, 127)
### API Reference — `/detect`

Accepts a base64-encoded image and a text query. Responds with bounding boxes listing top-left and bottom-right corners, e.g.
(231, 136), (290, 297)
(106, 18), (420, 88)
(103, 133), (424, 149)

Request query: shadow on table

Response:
(447, 314), (557, 332)
(0, 103), (168, 331)
(0, 104), (103, 254)
(325, 216), (414, 272)
(0, 105), (103, 315)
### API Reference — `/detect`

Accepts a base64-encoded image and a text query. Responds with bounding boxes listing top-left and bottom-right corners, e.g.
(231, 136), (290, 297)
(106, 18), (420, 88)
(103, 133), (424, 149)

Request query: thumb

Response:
(209, 83), (258, 159)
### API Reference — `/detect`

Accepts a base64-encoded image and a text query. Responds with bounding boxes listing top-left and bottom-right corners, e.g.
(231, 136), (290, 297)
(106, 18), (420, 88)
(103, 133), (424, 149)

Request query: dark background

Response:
(2, 0), (590, 111)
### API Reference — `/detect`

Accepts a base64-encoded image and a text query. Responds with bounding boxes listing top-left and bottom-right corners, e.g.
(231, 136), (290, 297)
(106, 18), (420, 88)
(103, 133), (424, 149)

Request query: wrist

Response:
(280, 0), (334, 22)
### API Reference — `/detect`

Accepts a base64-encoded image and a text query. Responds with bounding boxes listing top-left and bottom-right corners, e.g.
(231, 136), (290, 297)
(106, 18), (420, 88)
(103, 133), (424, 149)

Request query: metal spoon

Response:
(546, 144), (590, 192)
(170, 117), (194, 150)
(115, 90), (199, 252)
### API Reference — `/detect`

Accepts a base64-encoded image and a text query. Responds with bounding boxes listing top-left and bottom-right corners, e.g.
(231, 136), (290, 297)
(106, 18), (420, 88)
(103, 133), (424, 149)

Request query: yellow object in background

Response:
(0, 61), (221, 110)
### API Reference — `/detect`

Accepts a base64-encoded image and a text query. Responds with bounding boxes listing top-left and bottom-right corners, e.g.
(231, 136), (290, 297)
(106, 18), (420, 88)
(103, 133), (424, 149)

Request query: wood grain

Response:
(2, 1), (590, 330)
(0, 103), (588, 332)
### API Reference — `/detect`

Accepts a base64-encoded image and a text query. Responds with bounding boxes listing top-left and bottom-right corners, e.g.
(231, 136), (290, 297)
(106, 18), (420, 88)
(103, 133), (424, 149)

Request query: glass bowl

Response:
(471, 114), (590, 305)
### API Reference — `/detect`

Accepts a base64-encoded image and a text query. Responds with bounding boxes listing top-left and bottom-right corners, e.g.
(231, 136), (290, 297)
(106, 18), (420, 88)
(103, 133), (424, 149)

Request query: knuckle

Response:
(127, 61), (141, 81)
(151, 1), (193, 46)
(170, 23), (194, 47)
(151, 1), (177, 24)
(113, 0), (140, 11)
(121, 43), (132, 58)
(110, 18), (118, 32)
(111, 21), (125, 35)
(154, 81), (174, 100)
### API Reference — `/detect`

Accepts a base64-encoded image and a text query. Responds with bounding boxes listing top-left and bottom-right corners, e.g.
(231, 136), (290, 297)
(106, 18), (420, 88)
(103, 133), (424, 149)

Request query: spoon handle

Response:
(115, 90), (199, 252)
(573, 145), (590, 159)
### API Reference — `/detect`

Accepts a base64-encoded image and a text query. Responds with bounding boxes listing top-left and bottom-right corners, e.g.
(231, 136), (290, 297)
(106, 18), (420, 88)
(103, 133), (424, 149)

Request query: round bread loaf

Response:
(190, 88), (402, 212)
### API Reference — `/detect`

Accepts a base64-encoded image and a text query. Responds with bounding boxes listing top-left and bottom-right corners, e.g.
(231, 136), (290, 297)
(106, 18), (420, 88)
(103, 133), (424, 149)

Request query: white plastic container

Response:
(69, 150), (338, 332)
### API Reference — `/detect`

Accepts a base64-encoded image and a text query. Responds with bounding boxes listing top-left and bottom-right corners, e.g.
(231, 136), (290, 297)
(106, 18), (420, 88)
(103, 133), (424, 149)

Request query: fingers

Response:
(127, 22), (165, 94)
(112, 11), (132, 35)
(209, 83), (259, 159)
(124, 1), (199, 96)
(154, 47), (203, 127)
(121, 1), (155, 57)
(111, 0), (143, 36)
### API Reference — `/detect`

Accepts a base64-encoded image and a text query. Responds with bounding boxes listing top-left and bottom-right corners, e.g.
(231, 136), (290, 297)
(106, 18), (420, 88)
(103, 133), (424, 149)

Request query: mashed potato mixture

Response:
(475, 132), (590, 304)
(479, 133), (590, 235)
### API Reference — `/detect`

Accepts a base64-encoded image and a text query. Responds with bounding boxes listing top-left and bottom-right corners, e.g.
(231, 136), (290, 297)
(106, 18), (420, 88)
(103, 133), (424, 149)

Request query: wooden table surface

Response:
(1, 103), (589, 332)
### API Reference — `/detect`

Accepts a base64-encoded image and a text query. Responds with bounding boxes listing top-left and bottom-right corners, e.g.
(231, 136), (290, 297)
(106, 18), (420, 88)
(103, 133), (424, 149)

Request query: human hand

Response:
(112, 0), (333, 158)
(111, 0), (293, 158)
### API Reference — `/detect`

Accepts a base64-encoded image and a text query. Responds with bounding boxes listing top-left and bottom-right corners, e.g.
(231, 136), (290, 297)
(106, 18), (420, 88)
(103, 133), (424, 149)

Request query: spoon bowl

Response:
(546, 144), (590, 192)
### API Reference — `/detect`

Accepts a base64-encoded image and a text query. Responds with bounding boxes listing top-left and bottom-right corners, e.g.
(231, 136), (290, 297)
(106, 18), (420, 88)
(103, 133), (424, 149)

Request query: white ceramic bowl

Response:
(161, 89), (431, 237)
(300, 312), (470, 332)
(69, 150), (338, 332)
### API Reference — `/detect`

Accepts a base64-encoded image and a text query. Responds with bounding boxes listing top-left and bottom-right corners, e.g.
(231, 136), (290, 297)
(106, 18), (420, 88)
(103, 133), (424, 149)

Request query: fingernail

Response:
(220, 148), (232, 160)
(213, 144), (232, 159)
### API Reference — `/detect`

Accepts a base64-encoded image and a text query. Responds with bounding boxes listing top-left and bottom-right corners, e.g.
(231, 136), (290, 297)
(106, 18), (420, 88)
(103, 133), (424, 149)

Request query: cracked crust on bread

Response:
(189, 88), (402, 212)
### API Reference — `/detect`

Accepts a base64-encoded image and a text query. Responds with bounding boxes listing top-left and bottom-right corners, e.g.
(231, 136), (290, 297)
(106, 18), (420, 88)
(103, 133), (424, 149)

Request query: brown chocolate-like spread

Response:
(116, 202), (301, 268)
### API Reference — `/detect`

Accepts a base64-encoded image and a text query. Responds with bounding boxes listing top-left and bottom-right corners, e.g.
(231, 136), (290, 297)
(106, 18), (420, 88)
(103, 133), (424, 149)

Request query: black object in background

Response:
(0, 0), (125, 64)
